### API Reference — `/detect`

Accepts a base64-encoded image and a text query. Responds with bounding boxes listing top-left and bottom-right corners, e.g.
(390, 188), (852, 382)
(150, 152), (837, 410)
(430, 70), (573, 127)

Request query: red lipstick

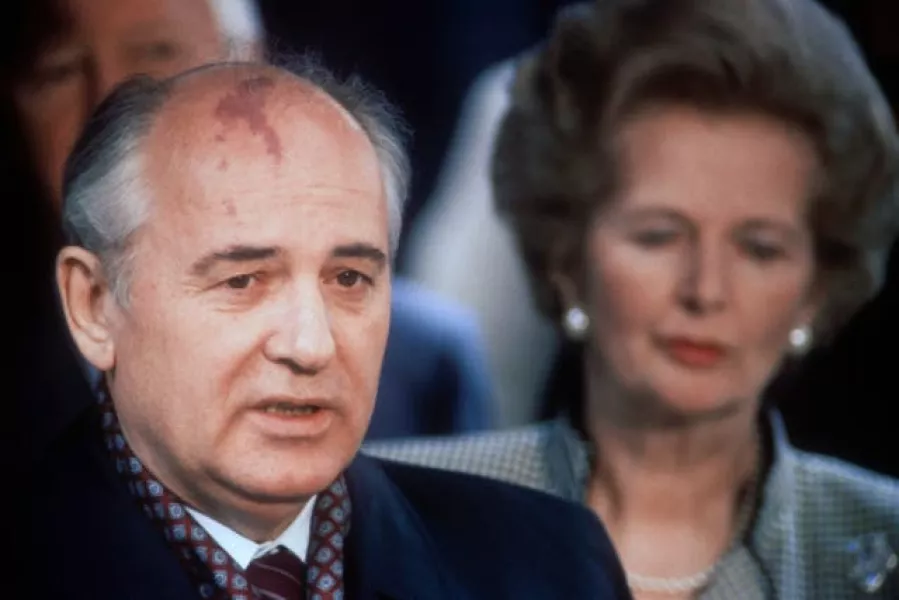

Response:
(660, 337), (727, 369)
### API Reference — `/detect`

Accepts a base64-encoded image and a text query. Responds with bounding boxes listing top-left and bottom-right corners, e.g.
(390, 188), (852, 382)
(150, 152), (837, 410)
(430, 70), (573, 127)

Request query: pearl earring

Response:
(789, 325), (812, 354)
(562, 306), (590, 341)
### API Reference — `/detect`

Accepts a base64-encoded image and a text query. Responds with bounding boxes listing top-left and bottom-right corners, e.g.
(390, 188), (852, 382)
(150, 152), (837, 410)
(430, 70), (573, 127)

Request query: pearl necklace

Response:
(624, 444), (761, 596)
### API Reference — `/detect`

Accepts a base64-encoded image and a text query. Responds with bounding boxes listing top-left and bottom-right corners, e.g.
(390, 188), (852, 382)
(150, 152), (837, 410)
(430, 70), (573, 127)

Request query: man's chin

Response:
(238, 477), (339, 504)
(222, 453), (354, 501)
(197, 471), (331, 542)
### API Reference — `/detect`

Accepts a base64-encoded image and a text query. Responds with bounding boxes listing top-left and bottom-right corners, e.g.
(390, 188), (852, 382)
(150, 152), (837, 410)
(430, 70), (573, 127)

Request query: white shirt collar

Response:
(186, 496), (316, 570)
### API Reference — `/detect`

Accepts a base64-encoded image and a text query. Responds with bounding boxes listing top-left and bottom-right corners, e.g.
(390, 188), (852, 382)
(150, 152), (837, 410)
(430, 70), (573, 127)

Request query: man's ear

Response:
(56, 247), (118, 372)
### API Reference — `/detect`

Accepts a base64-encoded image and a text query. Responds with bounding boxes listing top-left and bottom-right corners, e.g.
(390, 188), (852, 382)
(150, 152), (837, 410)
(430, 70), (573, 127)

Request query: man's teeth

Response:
(263, 405), (318, 415)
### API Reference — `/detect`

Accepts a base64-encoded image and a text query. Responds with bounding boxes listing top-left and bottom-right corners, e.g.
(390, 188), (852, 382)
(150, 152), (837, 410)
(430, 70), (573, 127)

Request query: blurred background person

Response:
(8, 0), (497, 462)
(404, 0), (899, 479)
(402, 58), (558, 426)
(367, 0), (899, 598)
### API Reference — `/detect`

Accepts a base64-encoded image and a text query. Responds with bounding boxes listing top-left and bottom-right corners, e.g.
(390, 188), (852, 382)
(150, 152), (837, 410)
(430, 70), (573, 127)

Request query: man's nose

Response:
(676, 240), (730, 314)
(264, 286), (337, 373)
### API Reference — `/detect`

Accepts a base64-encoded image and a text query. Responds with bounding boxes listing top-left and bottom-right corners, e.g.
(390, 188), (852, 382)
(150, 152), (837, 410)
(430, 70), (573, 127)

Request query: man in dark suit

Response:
(28, 59), (630, 599)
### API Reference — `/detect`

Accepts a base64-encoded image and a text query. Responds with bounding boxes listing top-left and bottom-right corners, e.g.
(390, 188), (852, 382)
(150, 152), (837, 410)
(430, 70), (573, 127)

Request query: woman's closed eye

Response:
(741, 240), (785, 262)
(632, 229), (679, 247)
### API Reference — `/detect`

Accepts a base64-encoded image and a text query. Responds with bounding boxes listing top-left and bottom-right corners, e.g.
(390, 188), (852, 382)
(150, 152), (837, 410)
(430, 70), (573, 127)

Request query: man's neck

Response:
(187, 495), (316, 568)
(185, 493), (311, 544)
(120, 420), (311, 543)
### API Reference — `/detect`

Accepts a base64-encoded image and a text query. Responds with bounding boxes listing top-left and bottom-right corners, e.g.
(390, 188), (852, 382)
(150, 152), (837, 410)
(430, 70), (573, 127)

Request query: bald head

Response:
(61, 58), (409, 301)
(152, 65), (367, 166)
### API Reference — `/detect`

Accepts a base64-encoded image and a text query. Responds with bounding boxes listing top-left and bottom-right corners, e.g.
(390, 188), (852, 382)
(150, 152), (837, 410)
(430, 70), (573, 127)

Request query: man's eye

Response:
(224, 274), (256, 289)
(336, 270), (370, 288)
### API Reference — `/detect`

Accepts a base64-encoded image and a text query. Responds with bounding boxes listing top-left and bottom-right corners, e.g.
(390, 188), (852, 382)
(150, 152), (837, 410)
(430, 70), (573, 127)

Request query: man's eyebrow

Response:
(331, 243), (387, 269)
(189, 245), (280, 277)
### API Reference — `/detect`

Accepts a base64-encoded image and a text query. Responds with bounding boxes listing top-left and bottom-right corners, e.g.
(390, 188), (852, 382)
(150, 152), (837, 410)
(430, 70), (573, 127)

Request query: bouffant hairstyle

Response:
(492, 0), (899, 342)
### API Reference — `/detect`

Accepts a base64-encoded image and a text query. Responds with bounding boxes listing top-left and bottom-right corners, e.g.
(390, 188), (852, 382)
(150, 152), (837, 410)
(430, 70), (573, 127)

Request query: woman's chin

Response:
(635, 379), (748, 422)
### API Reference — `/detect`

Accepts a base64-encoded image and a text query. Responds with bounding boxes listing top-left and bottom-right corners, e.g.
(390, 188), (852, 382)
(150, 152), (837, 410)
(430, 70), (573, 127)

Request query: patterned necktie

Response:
(95, 383), (352, 600)
(306, 478), (351, 599)
(247, 546), (306, 600)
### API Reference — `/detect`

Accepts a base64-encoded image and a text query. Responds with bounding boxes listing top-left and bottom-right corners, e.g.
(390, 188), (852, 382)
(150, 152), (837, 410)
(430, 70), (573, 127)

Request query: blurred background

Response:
(9, 0), (899, 478)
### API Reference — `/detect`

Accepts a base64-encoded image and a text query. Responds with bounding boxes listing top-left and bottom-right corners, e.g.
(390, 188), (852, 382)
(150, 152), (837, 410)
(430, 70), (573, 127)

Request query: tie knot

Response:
(246, 545), (306, 600)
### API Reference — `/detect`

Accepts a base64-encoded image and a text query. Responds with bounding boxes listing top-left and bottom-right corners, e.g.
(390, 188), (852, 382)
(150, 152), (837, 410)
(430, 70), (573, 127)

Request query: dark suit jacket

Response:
(27, 406), (631, 599)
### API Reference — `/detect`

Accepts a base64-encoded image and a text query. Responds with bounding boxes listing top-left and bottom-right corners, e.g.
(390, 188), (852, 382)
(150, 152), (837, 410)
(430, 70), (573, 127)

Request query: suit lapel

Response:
(343, 455), (464, 600)
(39, 410), (466, 599)
(32, 407), (200, 600)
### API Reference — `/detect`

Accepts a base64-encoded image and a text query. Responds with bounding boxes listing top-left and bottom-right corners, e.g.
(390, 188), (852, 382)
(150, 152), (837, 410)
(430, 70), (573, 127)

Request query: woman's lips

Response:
(659, 337), (728, 369)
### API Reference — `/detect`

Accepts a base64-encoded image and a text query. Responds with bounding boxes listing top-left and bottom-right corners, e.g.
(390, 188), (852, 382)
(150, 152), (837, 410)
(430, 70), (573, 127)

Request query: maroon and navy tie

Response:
(247, 546), (307, 600)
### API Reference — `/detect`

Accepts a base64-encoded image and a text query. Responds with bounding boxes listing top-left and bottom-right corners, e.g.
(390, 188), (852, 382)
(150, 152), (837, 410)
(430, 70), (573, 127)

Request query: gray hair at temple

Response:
(60, 56), (411, 304)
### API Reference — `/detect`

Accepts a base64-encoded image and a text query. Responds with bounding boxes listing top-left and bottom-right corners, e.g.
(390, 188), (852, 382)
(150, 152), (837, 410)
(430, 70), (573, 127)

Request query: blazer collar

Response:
(48, 412), (461, 600)
(753, 413), (899, 597)
(34, 407), (200, 600)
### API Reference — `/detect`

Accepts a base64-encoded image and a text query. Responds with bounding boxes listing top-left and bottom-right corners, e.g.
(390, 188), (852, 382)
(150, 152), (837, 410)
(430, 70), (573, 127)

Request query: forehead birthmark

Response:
(213, 76), (283, 162)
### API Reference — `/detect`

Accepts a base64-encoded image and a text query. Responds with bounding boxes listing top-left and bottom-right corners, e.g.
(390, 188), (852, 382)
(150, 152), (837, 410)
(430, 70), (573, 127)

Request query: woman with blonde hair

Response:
(367, 0), (899, 597)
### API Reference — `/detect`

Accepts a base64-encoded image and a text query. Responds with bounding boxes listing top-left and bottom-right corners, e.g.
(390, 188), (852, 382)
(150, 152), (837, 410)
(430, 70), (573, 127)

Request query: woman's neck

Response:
(586, 408), (758, 521)
(583, 374), (762, 584)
